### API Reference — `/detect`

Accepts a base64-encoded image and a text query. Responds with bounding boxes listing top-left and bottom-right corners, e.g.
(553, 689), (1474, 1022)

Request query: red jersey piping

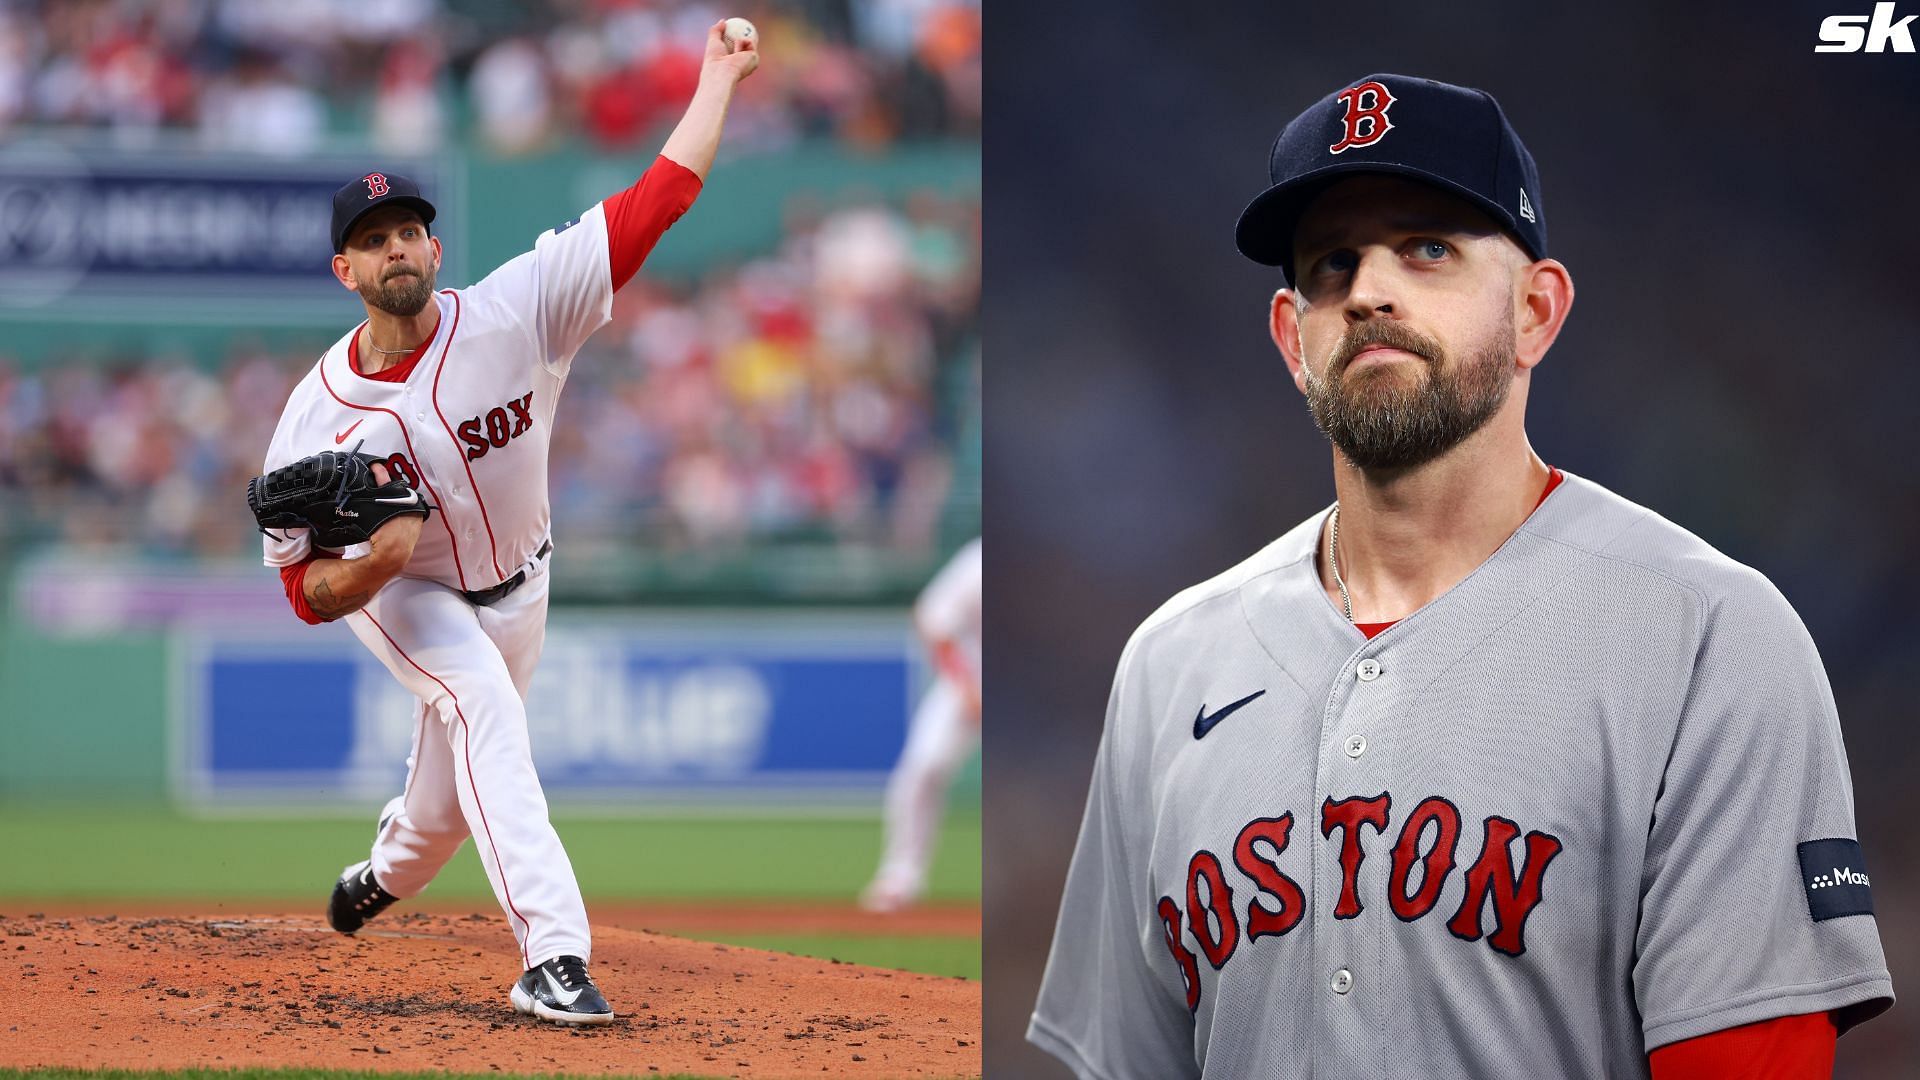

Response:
(317, 353), (469, 591)
(425, 290), (506, 583)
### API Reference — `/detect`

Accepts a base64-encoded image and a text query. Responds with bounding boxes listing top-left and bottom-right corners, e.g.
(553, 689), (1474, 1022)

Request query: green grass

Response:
(0, 806), (980, 981)
(706, 932), (979, 980)
(0, 808), (979, 903)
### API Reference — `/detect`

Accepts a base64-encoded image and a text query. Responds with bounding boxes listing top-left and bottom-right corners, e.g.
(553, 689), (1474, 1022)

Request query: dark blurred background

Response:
(984, 1), (1920, 1075)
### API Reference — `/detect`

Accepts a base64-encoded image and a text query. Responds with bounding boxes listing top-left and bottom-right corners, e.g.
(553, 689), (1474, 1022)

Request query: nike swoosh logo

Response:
(542, 968), (584, 1006)
(1193, 690), (1266, 740)
(373, 491), (422, 505)
(335, 420), (364, 444)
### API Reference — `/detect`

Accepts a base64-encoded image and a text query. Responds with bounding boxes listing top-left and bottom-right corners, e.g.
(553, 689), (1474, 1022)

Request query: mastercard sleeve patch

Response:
(1797, 838), (1874, 922)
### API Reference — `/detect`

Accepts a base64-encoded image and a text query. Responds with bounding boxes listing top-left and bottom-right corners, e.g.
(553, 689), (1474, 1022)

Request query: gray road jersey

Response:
(1028, 472), (1891, 1080)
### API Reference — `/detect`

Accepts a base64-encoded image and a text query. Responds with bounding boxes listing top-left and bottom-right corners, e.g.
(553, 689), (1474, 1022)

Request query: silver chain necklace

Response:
(1328, 504), (1354, 622)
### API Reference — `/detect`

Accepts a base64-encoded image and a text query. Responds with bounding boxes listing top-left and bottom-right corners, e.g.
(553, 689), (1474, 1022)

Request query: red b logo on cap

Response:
(1329, 82), (1395, 155)
(362, 173), (391, 199)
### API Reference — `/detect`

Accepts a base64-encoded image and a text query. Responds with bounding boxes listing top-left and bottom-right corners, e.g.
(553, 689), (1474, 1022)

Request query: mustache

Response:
(383, 266), (421, 281)
(1328, 320), (1443, 376)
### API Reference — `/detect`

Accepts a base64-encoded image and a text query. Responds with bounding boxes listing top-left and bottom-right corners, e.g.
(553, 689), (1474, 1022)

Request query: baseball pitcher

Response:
(1028, 74), (1893, 1079)
(247, 23), (757, 1026)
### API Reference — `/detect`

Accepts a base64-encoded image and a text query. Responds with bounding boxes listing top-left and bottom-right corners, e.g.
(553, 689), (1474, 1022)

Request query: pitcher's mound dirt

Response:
(0, 912), (980, 1078)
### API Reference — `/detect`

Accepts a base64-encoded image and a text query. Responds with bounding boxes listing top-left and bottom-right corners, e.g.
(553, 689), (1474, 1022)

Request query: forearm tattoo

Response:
(310, 576), (372, 620)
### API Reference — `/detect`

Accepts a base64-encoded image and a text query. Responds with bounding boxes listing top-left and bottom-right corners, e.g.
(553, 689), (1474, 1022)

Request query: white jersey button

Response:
(1356, 658), (1381, 682)
(1330, 968), (1353, 994)
(415, 412), (426, 421)
(1344, 734), (1367, 758)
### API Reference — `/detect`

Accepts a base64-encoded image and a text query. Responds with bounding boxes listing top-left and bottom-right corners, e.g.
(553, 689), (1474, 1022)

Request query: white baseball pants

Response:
(871, 679), (979, 895)
(345, 560), (589, 971)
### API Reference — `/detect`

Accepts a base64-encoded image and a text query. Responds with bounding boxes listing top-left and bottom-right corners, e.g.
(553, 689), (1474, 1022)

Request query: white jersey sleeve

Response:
(914, 539), (982, 676)
(1632, 568), (1893, 1048)
(1029, 635), (1201, 1080)
(465, 202), (614, 378)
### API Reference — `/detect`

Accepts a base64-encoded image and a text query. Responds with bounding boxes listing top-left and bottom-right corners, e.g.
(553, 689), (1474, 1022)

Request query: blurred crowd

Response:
(0, 190), (979, 560)
(0, 0), (981, 155)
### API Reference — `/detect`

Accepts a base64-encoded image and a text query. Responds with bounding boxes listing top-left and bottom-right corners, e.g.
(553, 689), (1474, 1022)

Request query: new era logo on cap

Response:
(1235, 73), (1549, 284)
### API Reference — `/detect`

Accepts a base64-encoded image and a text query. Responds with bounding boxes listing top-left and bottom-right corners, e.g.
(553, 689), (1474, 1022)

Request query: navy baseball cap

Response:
(1235, 74), (1547, 283)
(330, 171), (436, 254)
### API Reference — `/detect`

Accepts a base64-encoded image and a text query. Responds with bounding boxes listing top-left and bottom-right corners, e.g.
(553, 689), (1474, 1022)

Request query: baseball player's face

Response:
(1272, 176), (1533, 470)
(335, 207), (442, 317)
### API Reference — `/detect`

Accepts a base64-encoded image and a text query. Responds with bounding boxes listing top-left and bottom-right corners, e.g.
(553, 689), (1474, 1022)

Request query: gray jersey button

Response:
(1344, 734), (1367, 758)
(1356, 658), (1381, 682)
(1330, 968), (1353, 994)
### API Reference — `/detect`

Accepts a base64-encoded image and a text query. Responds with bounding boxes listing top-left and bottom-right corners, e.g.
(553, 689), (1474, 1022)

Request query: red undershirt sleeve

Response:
(603, 155), (704, 292)
(1647, 1012), (1836, 1079)
(930, 638), (974, 688)
(279, 555), (324, 625)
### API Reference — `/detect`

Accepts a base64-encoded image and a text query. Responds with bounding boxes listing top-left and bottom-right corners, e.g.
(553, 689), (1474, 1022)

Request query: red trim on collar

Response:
(348, 314), (439, 383)
(1536, 466), (1564, 509)
(1353, 466), (1563, 641)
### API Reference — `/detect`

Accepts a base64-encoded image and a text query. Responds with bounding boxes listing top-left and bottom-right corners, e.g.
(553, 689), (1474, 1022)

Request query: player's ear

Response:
(331, 253), (357, 292)
(1270, 289), (1310, 393)
(1515, 256), (1573, 371)
(430, 235), (442, 272)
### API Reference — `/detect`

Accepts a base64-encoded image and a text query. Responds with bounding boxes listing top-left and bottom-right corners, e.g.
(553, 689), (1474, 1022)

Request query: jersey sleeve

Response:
(1028, 641), (1199, 1080)
(1647, 1012), (1836, 1078)
(469, 156), (701, 378)
(1633, 572), (1893, 1050)
(914, 540), (982, 644)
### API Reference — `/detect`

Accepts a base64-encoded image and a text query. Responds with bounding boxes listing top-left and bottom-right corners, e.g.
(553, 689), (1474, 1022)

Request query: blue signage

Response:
(174, 612), (920, 806)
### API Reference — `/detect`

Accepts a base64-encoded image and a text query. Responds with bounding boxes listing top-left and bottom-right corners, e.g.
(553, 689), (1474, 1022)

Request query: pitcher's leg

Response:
(349, 577), (589, 969)
(433, 671), (590, 968)
(369, 699), (469, 897)
(865, 680), (976, 910)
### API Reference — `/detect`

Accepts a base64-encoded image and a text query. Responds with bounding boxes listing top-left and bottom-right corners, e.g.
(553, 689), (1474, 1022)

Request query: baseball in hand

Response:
(722, 17), (757, 51)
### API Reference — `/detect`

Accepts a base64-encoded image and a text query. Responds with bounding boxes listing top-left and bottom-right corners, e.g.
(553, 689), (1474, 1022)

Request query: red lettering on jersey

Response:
(1388, 796), (1462, 921)
(1329, 81), (1396, 155)
(363, 172), (391, 198)
(1321, 793), (1391, 918)
(1232, 815), (1305, 940)
(507, 391), (534, 437)
(1185, 850), (1240, 971)
(384, 452), (419, 487)
(1156, 896), (1202, 1014)
(459, 418), (489, 461)
(456, 390), (536, 460)
(1446, 815), (1563, 957)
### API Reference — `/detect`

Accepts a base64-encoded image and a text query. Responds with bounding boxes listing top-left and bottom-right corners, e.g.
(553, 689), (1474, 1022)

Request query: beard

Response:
(358, 261), (436, 317)
(1300, 314), (1515, 471)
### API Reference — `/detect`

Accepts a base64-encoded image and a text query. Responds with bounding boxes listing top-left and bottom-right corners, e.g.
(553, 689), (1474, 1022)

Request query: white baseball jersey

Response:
(260, 158), (701, 974)
(262, 202), (617, 587)
(915, 537), (982, 687)
(1029, 471), (1891, 1079)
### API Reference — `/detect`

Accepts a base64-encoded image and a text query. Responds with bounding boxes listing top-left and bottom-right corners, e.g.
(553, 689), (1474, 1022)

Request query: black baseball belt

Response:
(461, 539), (552, 607)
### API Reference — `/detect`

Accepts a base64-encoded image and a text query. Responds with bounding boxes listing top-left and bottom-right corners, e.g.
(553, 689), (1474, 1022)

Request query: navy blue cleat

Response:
(326, 860), (399, 934)
(510, 954), (613, 1025)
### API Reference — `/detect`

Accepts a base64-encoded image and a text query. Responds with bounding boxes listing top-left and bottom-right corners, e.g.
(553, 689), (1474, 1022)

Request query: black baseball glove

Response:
(247, 443), (433, 549)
